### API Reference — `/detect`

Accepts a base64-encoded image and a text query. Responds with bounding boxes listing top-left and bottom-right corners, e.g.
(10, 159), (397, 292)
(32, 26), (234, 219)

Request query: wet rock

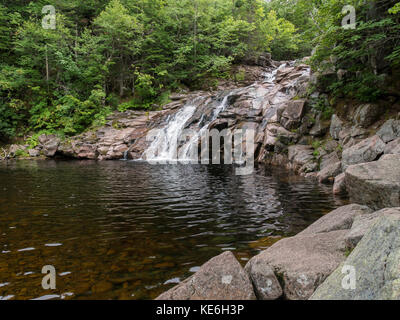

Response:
(317, 161), (342, 184)
(311, 214), (400, 300)
(333, 173), (346, 195)
(156, 252), (256, 300)
(377, 119), (400, 143)
(245, 263), (282, 300)
(345, 154), (400, 210)
(341, 135), (385, 170)
(353, 104), (381, 128)
(330, 115), (343, 140)
(298, 204), (373, 236)
(245, 230), (348, 300)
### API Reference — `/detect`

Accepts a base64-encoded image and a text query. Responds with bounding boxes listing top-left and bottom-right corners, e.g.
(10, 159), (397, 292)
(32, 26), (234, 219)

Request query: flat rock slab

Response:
(345, 154), (400, 210)
(298, 204), (373, 236)
(245, 230), (348, 300)
(311, 214), (400, 300)
(156, 251), (256, 300)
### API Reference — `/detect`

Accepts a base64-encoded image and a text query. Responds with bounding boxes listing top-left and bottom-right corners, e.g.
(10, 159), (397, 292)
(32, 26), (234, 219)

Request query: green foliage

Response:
(0, 0), (299, 140)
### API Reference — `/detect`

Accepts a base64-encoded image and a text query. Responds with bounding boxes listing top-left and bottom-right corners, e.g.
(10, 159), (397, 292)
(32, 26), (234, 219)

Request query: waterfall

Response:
(142, 99), (198, 162)
(179, 94), (230, 162)
(142, 93), (231, 163)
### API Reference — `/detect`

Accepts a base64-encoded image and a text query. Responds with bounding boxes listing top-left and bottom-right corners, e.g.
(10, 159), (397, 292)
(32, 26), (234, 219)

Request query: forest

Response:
(0, 0), (399, 143)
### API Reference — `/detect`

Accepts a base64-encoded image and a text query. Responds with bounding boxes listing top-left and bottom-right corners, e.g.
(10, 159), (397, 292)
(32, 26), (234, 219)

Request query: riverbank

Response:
(2, 57), (400, 300)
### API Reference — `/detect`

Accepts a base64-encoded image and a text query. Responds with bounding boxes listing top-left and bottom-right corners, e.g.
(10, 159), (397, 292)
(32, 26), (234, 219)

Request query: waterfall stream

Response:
(141, 63), (288, 164)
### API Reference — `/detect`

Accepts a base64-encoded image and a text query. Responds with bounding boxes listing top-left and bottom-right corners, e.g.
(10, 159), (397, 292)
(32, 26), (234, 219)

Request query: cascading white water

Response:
(179, 94), (231, 162)
(142, 99), (198, 162)
(142, 94), (231, 163)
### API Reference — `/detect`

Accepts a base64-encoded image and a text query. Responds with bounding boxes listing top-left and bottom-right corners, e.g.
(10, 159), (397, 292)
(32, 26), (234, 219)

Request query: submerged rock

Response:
(156, 251), (256, 300)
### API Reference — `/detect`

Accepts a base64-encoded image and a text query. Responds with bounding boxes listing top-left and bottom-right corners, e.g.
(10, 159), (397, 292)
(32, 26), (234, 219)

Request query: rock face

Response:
(341, 135), (385, 170)
(310, 214), (400, 300)
(377, 119), (400, 143)
(156, 251), (256, 300)
(345, 154), (400, 210)
(245, 230), (347, 300)
(344, 208), (400, 250)
(353, 103), (381, 128)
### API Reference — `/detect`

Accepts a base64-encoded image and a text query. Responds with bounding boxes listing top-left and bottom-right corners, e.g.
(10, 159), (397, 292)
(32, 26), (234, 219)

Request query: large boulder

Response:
(298, 204), (373, 236)
(353, 104), (381, 128)
(345, 154), (400, 210)
(156, 251), (256, 300)
(39, 134), (60, 157)
(245, 230), (348, 300)
(341, 135), (385, 170)
(344, 208), (400, 250)
(377, 119), (400, 143)
(279, 100), (306, 130)
(310, 214), (400, 300)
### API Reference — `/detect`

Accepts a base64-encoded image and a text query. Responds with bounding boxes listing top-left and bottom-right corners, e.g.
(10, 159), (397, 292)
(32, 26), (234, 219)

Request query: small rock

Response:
(156, 252), (256, 300)
(317, 161), (342, 184)
(333, 173), (346, 195)
(245, 263), (282, 300)
(330, 115), (343, 140)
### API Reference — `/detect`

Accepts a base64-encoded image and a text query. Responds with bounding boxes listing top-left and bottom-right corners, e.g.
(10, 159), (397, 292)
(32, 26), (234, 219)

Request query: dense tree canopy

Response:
(0, 0), (399, 142)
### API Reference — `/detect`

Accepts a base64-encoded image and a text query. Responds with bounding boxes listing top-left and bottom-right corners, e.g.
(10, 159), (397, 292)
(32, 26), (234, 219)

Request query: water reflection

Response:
(0, 160), (347, 299)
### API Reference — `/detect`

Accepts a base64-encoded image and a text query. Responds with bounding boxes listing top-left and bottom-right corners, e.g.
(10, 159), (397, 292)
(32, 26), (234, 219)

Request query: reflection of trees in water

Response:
(0, 160), (348, 299)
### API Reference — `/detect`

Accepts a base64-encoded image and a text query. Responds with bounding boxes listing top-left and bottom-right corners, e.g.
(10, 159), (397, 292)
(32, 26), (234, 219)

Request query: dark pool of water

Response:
(0, 160), (347, 300)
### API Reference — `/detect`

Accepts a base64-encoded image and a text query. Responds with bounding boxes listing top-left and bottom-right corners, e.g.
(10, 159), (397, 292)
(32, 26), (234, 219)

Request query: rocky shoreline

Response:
(2, 58), (400, 300)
